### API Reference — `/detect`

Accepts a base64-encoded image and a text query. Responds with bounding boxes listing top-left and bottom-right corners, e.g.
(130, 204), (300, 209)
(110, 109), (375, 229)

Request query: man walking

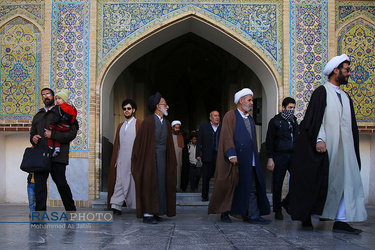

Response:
(107, 99), (142, 215)
(131, 92), (177, 224)
(196, 111), (221, 201)
(266, 97), (299, 220)
(289, 54), (367, 234)
(30, 88), (78, 211)
(208, 88), (271, 224)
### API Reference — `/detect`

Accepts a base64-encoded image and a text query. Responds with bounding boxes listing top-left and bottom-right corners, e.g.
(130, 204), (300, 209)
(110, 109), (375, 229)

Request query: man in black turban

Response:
(132, 93), (177, 224)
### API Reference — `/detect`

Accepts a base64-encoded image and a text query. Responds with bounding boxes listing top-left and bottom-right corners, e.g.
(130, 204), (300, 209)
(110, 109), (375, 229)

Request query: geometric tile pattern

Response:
(338, 19), (375, 122)
(290, 0), (328, 121)
(336, 2), (375, 123)
(50, 0), (91, 151)
(336, 2), (375, 30)
(0, 17), (41, 119)
(97, 0), (283, 76)
(0, 1), (44, 27)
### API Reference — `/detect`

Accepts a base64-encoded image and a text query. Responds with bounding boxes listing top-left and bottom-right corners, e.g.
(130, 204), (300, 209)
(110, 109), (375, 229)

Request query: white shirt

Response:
(124, 117), (135, 131)
(210, 122), (219, 132)
(155, 113), (163, 124)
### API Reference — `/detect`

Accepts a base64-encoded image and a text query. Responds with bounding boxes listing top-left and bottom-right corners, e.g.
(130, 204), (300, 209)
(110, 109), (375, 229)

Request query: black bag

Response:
(20, 147), (51, 173)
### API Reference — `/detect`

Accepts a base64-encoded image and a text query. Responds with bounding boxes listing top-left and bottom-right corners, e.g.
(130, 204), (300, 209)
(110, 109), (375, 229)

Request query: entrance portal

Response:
(100, 17), (278, 191)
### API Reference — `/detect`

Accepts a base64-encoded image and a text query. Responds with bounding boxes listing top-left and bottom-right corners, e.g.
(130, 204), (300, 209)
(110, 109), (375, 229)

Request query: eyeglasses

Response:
(42, 93), (52, 97)
(123, 107), (133, 110)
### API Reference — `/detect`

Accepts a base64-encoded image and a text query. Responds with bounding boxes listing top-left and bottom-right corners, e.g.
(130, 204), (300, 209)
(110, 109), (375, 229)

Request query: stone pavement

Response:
(0, 204), (374, 249)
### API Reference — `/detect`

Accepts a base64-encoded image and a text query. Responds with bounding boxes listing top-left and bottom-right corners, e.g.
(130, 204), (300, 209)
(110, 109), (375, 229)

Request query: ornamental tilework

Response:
(97, 0), (283, 76)
(336, 2), (375, 30)
(0, 17), (41, 119)
(50, 0), (90, 151)
(0, 1), (44, 27)
(290, 0), (328, 121)
(338, 19), (375, 122)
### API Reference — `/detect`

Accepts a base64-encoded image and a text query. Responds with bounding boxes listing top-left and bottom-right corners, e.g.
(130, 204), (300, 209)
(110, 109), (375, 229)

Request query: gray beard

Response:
(242, 104), (252, 113)
(161, 106), (168, 116)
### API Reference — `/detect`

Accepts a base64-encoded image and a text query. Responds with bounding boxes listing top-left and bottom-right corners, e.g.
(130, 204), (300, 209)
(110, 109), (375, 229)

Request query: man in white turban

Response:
(208, 88), (271, 224)
(171, 120), (185, 190)
(289, 54), (367, 234)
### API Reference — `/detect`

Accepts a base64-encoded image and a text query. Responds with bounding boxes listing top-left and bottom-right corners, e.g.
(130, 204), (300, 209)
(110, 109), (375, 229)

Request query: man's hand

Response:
(267, 158), (275, 171)
(230, 157), (238, 165)
(32, 135), (42, 144)
(196, 157), (201, 161)
(316, 141), (326, 153)
(44, 128), (52, 139)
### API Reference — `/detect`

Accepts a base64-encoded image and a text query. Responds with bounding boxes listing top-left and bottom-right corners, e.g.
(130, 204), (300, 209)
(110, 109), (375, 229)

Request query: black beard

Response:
(125, 114), (133, 119)
(337, 70), (348, 85)
(43, 98), (54, 107)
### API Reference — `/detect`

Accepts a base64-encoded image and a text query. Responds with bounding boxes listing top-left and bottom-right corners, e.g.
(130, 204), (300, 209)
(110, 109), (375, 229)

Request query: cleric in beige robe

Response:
(107, 99), (142, 214)
(289, 54), (367, 234)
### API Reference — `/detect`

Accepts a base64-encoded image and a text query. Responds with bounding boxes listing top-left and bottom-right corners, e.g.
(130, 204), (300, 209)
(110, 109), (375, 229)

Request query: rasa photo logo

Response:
(30, 211), (113, 223)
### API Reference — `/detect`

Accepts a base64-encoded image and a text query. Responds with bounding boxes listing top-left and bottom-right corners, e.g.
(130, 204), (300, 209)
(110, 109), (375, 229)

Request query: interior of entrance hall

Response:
(101, 33), (264, 191)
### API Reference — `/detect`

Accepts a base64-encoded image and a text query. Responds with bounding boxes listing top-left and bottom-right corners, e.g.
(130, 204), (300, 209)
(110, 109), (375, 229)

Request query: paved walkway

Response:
(0, 204), (374, 249)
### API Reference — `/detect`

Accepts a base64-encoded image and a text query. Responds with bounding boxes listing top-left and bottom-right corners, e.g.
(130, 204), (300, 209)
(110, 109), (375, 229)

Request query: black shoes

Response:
(333, 221), (362, 234)
(281, 199), (290, 215)
(248, 216), (272, 224)
(153, 215), (163, 222)
(112, 208), (122, 215)
(220, 213), (232, 223)
(202, 198), (209, 202)
(275, 211), (284, 220)
(301, 218), (313, 230)
(143, 216), (158, 224)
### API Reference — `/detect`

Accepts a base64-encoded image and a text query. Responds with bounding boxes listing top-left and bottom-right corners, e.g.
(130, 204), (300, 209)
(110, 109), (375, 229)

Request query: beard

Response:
(242, 103), (253, 113)
(125, 114), (133, 119)
(336, 69), (349, 85)
(43, 98), (54, 107)
(160, 106), (168, 116)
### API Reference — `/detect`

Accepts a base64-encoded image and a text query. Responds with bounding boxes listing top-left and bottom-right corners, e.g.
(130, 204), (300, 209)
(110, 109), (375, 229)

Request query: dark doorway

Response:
(102, 33), (262, 191)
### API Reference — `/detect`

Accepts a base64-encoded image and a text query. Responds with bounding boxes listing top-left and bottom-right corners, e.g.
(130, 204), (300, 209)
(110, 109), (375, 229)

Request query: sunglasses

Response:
(123, 107), (133, 110)
(42, 93), (52, 97)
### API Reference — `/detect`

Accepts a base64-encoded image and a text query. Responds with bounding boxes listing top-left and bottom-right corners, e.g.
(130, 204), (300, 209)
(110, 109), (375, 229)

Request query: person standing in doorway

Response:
(196, 111), (221, 202)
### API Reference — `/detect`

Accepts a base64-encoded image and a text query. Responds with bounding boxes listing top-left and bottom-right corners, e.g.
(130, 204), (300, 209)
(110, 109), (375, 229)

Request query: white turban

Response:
(171, 120), (181, 127)
(323, 54), (350, 76)
(234, 88), (253, 104)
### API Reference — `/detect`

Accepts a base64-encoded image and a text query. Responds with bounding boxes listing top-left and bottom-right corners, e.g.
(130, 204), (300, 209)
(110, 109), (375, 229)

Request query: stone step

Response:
(92, 192), (273, 209)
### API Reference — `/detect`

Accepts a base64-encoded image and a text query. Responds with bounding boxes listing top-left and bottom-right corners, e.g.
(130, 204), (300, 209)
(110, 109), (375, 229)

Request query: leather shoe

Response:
(112, 208), (122, 215)
(220, 213), (232, 223)
(281, 199), (290, 215)
(275, 211), (283, 220)
(153, 215), (163, 221)
(202, 198), (209, 202)
(301, 218), (313, 230)
(248, 216), (271, 224)
(143, 216), (157, 224)
(332, 221), (362, 234)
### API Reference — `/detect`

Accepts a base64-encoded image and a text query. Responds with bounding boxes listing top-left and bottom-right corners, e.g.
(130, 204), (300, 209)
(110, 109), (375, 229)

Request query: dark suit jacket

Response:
(196, 122), (221, 162)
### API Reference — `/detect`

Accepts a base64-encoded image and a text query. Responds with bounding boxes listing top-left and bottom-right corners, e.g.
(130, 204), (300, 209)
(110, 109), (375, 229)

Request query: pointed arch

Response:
(98, 14), (280, 144)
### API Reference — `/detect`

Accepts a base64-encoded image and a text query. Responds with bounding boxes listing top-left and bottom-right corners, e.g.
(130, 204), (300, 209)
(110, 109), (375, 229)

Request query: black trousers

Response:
(272, 153), (293, 212)
(202, 161), (215, 200)
(34, 162), (76, 211)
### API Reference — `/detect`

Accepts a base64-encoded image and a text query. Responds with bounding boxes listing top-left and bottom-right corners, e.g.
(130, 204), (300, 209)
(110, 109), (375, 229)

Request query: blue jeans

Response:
(27, 183), (35, 212)
(272, 153), (293, 212)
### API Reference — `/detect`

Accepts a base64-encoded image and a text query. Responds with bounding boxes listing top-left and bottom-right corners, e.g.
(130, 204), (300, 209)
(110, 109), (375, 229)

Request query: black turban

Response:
(122, 99), (137, 111)
(147, 92), (161, 112)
